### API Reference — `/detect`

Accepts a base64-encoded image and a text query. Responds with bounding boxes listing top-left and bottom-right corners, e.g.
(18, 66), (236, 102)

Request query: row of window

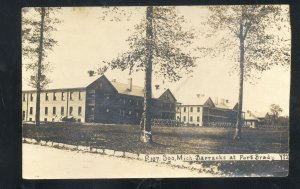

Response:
(103, 108), (141, 118)
(29, 106), (82, 116)
(178, 107), (201, 113)
(23, 91), (82, 102)
(178, 116), (201, 122)
(117, 96), (143, 106)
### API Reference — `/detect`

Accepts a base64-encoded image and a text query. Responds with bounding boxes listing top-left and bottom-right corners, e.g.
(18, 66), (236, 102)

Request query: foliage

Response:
(269, 104), (283, 120)
(204, 5), (290, 83)
(22, 7), (61, 89)
(98, 7), (197, 82)
(204, 5), (290, 139)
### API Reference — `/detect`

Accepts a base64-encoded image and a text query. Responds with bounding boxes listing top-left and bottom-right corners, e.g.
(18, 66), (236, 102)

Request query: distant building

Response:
(244, 111), (272, 128)
(22, 75), (176, 124)
(176, 95), (238, 126)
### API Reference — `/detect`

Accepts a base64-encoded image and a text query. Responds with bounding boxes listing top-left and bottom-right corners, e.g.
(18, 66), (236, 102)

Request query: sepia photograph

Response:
(21, 5), (290, 179)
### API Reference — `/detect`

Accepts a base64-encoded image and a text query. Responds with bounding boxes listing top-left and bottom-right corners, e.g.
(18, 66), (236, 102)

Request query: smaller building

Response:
(176, 95), (238, 127)
(244, 111), (271, 128)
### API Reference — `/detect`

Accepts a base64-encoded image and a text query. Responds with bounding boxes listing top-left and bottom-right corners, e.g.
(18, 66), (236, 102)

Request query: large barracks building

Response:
(22, 75), (177, 124)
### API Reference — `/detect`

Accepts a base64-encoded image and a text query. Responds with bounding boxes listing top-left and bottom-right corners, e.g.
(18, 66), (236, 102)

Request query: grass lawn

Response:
(22, 122), (288, 154)
(22, 122), (289, 176)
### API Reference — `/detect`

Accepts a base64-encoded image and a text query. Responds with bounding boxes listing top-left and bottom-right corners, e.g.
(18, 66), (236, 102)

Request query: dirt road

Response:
(23, 143), (215, 179)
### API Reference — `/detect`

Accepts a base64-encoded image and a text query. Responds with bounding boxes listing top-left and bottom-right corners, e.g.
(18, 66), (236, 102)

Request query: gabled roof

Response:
(158, 89), (177, 102)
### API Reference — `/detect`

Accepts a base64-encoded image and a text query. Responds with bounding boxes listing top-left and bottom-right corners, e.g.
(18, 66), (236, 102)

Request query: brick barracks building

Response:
(22, 75), (177, 124)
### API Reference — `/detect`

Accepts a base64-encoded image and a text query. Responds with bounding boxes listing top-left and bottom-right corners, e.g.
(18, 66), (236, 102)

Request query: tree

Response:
(22, 8), (61, 126)
(98, 7), (197, 143)
(270, 104), (283, 125)
(204, 5), (290, 140)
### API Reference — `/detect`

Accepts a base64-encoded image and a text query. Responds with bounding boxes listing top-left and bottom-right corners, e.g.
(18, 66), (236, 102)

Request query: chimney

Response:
(196, 94), (200, 98)
(128, 78), (132, 91)
(111, 79), (116, 82)
(88, 70), (95, 77)
(155, 85), (160, 90)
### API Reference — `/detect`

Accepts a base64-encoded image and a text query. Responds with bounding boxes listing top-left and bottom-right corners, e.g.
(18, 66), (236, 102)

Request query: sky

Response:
(22, 6), (291, 116)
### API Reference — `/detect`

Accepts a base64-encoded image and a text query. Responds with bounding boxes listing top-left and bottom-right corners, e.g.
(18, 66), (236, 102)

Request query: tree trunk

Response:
(35, 8), (45, 128)
(140, 6), (154, 143)
(234, 18), (245, 141)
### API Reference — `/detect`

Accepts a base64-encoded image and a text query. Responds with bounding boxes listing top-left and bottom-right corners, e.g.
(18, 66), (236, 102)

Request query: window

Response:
(53, 92), (56, 101)
(197, 116), (200, 122)
(29, 107), (33, 115)
(23, 94), (25, 101)
(30, 93), (33, 101)
(22, 111), (25, 120)
(197, 107), (200, 112)
(61, 92), (65, 100)
(53, 107), (56, 115)
(44, 118), (47, 122)
(78, 106), (82, 115)
(190, 116), (193, 122)
(183, 116), (186, 122)
(45, 107), (48, 115)
(29, 118), (32, 121)
(190, 107), (193, 112)
(79, 92), (81, 100)
(106, 95), (110, 100)
(88, 106), (94, 113)
(136, 112), (139, 118)
(106, 108), (110, 113)
(70, 92), (73, 100)
(177, 116), (180, 120)
(128, 111), (132, 115)
(61, 107), (64, 115)
(69, 107), (73, 115)
(183, 107), (186, 112)
(45, 93), (49, 101)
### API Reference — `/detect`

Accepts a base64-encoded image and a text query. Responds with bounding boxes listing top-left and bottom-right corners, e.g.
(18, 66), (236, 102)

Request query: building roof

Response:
(245, 111), (269, 120)
(110, 80), (144, 97)
(177, 95), (208, 106)
(22, 74), (175, 99)
(178, 95), (236, 110)
(252, 111), (269, 118)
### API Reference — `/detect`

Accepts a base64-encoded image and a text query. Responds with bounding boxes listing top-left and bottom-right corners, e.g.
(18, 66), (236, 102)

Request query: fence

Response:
(152, 119), (183, 127)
